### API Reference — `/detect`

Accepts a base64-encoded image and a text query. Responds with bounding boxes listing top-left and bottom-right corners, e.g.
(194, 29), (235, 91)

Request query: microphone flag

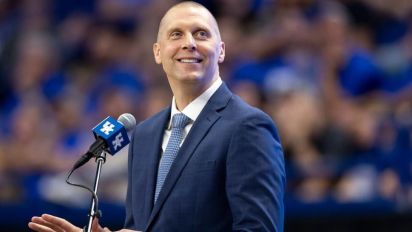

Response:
(92, 116), (130, 155)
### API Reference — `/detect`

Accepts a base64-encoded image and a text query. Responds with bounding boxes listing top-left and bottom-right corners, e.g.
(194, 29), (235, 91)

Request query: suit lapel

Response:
(142, 107), (171, 219)
(145, 84), (232, 230)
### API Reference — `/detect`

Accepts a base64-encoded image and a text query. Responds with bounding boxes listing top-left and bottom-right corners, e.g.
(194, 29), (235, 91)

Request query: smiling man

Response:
(29, 2), (285, 232)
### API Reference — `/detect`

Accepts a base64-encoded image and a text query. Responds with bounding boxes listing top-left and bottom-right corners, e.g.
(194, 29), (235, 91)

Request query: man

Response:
(29, 1), (285, 231)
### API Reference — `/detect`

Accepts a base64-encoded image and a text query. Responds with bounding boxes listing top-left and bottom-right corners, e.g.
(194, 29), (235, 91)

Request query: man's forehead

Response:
(164, 6), (210, 26)
(157, 5), (220, 38)
(164, 14), (212, 30)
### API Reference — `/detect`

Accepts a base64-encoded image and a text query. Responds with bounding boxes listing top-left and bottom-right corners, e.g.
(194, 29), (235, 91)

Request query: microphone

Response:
(72, 113), (136, 170)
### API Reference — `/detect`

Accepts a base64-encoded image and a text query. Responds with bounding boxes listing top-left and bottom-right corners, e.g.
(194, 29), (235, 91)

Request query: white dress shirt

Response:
(161, 78), (223, 152)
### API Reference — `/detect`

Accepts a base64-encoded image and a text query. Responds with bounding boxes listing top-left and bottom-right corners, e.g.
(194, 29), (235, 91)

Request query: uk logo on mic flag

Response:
(112, 133), (124, 151)
(92, 116), (130, 155)
(100, 121), (115, 135)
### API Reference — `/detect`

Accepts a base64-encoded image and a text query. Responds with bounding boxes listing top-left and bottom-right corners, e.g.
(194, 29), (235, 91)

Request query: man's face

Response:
(153, 5), (225, 86)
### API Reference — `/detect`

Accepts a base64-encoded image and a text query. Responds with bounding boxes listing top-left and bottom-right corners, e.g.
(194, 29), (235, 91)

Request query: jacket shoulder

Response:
(226, 94), (273, 123)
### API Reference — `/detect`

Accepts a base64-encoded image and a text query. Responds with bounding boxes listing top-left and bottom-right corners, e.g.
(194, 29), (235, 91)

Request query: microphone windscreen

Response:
(118, 113), (136, 132)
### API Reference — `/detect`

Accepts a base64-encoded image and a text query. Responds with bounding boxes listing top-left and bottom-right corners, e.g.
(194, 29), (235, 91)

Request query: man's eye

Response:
(195, 31), (208, 39)
(170, 32), (181, 39)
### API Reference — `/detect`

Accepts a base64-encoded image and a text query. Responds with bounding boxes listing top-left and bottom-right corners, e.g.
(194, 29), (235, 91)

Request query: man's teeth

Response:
(179, 58), (200, 63)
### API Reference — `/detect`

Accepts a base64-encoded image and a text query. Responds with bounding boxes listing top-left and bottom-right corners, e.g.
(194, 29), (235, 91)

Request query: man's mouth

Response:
(177, 58), (203, 63)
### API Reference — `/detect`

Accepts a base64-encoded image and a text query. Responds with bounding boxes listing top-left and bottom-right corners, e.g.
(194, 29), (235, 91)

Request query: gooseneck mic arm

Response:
(72, 138), (106, 170)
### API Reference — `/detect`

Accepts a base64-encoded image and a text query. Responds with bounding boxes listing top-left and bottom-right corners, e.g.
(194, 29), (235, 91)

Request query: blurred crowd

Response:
(1, 0), (412, 215)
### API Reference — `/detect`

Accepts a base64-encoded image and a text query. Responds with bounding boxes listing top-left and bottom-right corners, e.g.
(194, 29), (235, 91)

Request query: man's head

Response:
(153, 1), (225, 88)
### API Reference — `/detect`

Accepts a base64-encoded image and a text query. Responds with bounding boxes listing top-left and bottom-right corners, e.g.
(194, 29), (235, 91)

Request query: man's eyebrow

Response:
(167, 25), (211, 34)
(193, 26), (211, 32)
(166, 27), (182, 33)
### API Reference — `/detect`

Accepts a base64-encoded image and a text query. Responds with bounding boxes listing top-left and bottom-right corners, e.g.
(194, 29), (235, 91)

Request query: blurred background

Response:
(0, 0), (412, 231)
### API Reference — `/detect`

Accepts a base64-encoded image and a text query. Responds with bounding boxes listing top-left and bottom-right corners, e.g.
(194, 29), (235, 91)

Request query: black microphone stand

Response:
(84, 150), (107, 232)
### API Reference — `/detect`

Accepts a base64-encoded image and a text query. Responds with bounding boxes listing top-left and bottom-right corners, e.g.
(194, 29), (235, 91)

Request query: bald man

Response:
(29, 2), (285, 232)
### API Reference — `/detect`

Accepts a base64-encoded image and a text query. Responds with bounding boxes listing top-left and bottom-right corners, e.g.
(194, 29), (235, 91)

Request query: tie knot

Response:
(171, 113), (191, 129)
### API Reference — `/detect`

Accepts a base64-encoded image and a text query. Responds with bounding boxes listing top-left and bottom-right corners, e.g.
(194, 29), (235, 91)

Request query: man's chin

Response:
(178, 73), (204, 83)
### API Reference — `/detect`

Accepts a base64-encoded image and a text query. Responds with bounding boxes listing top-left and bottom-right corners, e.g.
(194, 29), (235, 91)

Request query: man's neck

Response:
(170, 76), (219, 111)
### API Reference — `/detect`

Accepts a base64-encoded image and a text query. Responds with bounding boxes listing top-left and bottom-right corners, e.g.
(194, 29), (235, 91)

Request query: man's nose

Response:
(182, 34), (196, 50)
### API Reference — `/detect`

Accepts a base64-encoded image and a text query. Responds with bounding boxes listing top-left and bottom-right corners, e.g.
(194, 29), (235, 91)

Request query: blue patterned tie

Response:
(154, 113), (191, 203)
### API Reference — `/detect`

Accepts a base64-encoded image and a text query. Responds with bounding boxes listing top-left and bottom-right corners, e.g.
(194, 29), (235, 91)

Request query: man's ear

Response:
(153, 43), (162, 64)
(218, 42), (225, 63)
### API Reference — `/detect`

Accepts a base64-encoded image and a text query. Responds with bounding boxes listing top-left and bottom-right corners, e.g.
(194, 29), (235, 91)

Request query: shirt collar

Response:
(168, 77), (222, 129)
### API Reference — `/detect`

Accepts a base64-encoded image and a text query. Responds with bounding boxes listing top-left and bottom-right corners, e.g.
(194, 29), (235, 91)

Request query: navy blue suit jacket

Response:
(124, 84), (285, 231)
